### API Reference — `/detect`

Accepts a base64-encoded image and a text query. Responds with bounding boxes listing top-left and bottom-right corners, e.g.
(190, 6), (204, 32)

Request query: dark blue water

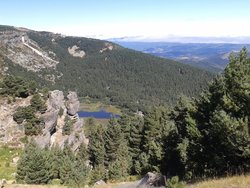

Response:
(77, 110), (120, 119)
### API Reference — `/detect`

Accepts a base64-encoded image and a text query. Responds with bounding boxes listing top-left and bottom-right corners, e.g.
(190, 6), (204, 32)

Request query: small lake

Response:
(77, 110), (120, 119)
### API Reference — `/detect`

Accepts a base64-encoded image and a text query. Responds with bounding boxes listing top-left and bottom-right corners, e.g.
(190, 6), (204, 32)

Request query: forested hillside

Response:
(11, 48), (249, 187)
(86, 49), (249, 183)
(0, 25), (214, 111)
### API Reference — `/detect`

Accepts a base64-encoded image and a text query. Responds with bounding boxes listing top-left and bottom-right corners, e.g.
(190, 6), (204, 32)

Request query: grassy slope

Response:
(4, 185), (66, 188)
(0, 147), (22, 180)
(187, 175), (250, 188)
(79, 98), (122, 115)
(95, 175), (250, 188)
(2, 170), (250, 187)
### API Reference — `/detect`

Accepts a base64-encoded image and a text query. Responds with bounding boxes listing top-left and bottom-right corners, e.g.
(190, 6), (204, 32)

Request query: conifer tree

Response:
(59, 155), (75, 185)
(89, 165), (107, 185)
(142, 107), (167, 172)
(48, 145), (63, 179)
(88, 125), (106, 167)
(16, 142), (51, 184)
(224, 47), (250, 118)
(30, 93), (47, 113)
(103, 118), (132, 179)
(119, 115), (144, 174)
(104, 118), (123, 166)
(16, 152), (29, 183)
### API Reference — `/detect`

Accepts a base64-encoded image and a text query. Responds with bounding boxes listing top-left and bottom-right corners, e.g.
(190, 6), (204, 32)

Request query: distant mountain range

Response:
(111, 41), (250, 72)
(108, 36), (250, 44)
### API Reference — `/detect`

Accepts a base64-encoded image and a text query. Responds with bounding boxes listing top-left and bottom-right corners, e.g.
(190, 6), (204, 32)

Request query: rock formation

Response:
(68, 45), (86, 58)
(34, 90), (88, 150)
(0, 96), (31, 147)
(94, 180), (106, 186)
(0, 90), (88, 150)
(0, 31), (59, 72)
(0, 179), (6, 188)
(137, 172), (166, 188)
(47, 90), (64, 110)
(66, 91), (80, 116)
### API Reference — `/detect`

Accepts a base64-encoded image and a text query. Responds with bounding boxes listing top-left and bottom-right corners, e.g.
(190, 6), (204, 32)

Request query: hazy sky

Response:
(1, 0), (250, 39)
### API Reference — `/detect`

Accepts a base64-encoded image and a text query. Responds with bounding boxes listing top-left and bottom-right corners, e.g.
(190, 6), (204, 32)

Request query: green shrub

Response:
(166, 176), (185, 188)
(13, 106), (44, 136)
(0, 75), (30, 98)
(50, 179), (61, 185)
(30, 93), (47, 113)
(62, 116), (75, 135)
(13, 106), (35, 124)
(24, 122), (39, 136)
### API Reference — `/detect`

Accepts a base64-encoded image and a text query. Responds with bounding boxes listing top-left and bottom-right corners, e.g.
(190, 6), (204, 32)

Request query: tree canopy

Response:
(15, 48), (250, 185)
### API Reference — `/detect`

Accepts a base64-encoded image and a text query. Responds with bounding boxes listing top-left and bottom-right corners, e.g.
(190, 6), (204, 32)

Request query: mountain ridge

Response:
(0, 25), (214, 110)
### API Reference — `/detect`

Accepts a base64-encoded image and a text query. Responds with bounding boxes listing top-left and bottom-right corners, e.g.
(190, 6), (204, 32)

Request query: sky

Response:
(1, 0), (250, 40)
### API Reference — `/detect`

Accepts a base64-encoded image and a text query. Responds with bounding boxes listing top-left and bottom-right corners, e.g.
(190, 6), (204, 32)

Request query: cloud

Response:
(45, 20), (250, 39)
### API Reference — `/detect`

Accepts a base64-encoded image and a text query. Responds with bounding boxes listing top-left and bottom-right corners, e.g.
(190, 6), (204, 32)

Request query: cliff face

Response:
(0, 90), (88, 150)
(0, 96), (31, 147)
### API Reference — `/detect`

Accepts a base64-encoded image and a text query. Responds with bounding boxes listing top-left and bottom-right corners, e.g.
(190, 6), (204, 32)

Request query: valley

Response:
(115, 41), (250, 72)
(0, 25), (249, 188)
(1, 0), (250, 187)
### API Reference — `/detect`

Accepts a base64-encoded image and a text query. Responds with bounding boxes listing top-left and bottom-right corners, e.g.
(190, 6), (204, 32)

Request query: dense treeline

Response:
(14, 31), (213, 111)
(16, 48), (249, 186)
(87, 48), (250, 181)
(16, 142), (89, 186)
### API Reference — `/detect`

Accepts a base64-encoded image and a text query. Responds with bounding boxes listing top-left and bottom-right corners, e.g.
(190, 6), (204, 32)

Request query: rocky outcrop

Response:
(68, 119), (89, 150)
(42, 110), (58, 134)
(0, 90), (87, 150)
(40, 90), (64, 135)
(66, 91), (80, 116)
(12, 156), (20, 164)
(94, 180), (106, 186)
(48, 90), (64, 110)
(34, 90), (87, 150)
(35, 90), (64, 147)
(137, 172), (166, 188)
(68, 45), (86, 58)
(34, 132), (51, 149)
(0, 96), (31, 147)
(0, 179), (6, 188)
(99, 42), (113, 53)
(0, 31), (59, 72)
